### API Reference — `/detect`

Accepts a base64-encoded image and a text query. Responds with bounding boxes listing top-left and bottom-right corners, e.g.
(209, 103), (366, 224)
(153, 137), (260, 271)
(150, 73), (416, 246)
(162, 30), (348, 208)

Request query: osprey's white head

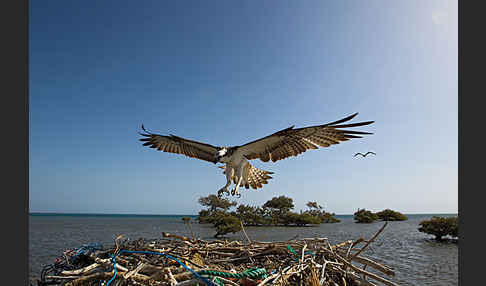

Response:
(214, 148), (230, 164)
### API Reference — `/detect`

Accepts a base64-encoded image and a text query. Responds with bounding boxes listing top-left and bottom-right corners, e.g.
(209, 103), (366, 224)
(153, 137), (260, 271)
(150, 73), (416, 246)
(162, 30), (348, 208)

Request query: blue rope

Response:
(73, 242), (104, 258)
(105, 255), (118, 286)
(104, 250), (219, 286)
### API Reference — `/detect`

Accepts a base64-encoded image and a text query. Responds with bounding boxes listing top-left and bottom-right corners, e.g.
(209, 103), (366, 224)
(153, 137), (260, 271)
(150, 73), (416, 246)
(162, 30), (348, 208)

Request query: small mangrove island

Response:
(418, 216), (458, 241)
(197, 195), (340, 237)
(353, 208), (408, 223)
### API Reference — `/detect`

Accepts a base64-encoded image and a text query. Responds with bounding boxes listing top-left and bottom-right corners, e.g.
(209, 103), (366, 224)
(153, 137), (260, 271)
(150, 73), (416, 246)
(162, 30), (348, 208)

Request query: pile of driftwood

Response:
(36, 223), (399, 286)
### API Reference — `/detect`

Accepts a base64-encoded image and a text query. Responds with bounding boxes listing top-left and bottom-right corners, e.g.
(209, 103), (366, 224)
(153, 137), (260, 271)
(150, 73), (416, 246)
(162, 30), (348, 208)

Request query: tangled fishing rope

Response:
(195, 268), (267, 285)
(101, 249), (268, 286)
(39, 243), (104, 286)
(287, 245), (314, 261)
(197, 268), (267, 280)
(104, 250), (220, 286)
(39, 244), (304, 285)
(38, 243), (267, 286)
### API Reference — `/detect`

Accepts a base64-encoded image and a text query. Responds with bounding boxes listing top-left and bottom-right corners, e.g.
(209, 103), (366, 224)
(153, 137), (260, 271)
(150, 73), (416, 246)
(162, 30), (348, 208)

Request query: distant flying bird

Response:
(139, 113), (374, 197)
(354, 151), (376, 158)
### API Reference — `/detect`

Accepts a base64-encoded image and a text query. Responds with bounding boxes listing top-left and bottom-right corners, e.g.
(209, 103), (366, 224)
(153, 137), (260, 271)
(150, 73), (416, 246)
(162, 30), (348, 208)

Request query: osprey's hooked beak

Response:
(213, 155), (219, 164)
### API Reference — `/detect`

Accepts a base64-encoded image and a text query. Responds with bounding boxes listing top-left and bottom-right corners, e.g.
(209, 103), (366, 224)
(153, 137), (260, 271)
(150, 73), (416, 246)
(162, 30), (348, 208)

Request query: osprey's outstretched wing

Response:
(139, 125), (220, 163)
(238, 113), (374, 163)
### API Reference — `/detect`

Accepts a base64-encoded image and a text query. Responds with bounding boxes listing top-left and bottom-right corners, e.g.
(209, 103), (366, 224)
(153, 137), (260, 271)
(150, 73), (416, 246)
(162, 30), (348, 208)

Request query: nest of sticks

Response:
(36, 223), (400, 286)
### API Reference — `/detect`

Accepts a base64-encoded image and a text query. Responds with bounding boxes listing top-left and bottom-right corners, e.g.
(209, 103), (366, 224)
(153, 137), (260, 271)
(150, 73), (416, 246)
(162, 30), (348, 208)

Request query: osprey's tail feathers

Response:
(218, 163), (273, 190)
(247, 163), (273, 190)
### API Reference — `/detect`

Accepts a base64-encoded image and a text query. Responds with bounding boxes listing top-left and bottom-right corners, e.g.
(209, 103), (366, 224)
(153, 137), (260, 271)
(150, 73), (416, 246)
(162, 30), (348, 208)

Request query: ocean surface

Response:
(29, 213), (458, 286)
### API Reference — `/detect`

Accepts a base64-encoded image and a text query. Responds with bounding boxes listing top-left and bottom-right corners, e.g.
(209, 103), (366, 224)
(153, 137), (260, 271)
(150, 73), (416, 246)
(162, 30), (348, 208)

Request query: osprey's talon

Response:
(218, 187), (229, 197)
(230, 187), (241, 197)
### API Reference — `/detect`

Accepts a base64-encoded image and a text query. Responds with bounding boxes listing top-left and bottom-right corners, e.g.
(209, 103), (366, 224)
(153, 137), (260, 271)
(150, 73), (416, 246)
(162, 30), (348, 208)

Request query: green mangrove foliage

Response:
(197, 194), (237, 224)
(418, 216), (458, 241)
(263, 195), (295, 225)
(198, 194), (237, 212)
(213, 214), (242, 238)
(304, 201), (341, 223)
(283, 212), (322, 226)
(236, 204), (267, 226)
(197, 195), (341, 237)
(375, 209), (408, 221)
(354, 209), (379, 223)
(354, 208), (408, 223)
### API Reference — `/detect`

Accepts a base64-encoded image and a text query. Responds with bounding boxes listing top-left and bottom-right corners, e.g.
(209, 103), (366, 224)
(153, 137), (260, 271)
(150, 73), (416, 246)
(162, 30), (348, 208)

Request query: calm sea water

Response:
(29, 213), (457, 286)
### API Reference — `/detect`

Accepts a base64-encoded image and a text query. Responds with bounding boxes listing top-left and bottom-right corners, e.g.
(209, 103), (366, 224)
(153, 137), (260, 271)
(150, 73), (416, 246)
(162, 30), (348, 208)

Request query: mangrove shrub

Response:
(213, 214), (242, 238)
(418, 216), (458, 241)
(198, 194), (237, 212)
(354, 209), (379, 223)
(284, 212), (322, 226)
(236, 204), (267, 226)
(304, 201), (340, 223)
(375, 209), (408, 221)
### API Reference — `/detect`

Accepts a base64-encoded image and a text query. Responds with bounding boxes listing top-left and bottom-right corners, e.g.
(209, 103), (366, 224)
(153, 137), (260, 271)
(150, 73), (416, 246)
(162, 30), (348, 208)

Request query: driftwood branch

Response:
(334, 252), (400, 286)
(240, 220), (252, 244)
(351, 222), (388, 260)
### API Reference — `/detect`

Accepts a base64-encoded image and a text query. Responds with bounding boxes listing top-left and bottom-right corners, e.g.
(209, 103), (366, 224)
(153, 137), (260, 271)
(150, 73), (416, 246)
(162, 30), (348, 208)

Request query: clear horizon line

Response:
(29, 211), (459, 216)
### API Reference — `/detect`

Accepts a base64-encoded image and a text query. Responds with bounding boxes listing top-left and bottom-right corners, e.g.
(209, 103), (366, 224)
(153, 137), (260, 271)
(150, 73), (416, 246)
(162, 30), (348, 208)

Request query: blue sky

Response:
(29, 0), (457, 215)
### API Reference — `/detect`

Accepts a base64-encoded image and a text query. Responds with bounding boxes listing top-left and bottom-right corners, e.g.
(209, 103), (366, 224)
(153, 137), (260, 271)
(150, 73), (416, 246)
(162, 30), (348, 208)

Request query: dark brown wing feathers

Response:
(239, 113), (374, 163)
(139, 125), (220, 163)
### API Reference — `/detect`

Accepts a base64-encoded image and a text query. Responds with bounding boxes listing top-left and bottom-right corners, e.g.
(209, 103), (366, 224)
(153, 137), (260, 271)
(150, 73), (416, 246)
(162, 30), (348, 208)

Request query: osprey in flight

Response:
(139, 113), (374, 197)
